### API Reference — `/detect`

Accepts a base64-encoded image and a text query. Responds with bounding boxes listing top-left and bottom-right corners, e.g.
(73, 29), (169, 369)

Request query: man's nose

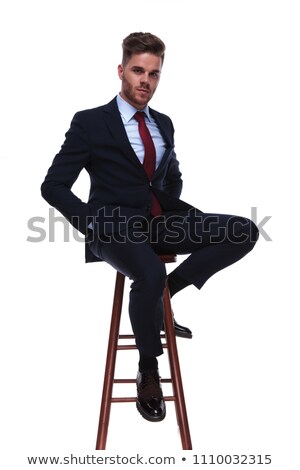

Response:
(140, 73), (150, 84)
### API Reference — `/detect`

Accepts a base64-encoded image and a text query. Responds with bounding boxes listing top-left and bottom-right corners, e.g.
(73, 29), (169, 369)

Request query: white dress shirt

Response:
(116, 94), (166, 169)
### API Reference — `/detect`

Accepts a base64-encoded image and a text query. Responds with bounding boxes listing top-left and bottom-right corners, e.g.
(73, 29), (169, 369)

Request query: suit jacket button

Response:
(149, 182), (152, 187)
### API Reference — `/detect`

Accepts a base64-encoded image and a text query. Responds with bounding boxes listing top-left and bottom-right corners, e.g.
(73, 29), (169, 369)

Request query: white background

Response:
(1, 0), (299, 468)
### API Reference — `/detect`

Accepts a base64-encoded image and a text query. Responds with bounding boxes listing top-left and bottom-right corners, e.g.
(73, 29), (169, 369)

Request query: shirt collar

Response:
(117, 93), (151, 123)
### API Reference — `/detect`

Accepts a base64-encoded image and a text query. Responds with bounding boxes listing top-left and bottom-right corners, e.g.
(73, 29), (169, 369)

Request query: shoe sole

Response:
(136, 401), (166, 422)
(174, 331), (193, 339)
(161, 329), (193, 339)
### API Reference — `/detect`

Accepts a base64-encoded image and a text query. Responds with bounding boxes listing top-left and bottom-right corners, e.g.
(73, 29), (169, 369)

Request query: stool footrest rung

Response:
(119, 334), (166, 339)
(111, 397), (136, 403)
(117, 343), (168, 350)
(113, 378), (172, 384)
(111, 396), (175, 403)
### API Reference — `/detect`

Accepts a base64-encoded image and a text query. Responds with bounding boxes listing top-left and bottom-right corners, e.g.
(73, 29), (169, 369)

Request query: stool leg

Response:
(163, 285), (193, 450)
(96, 272), (125, 450)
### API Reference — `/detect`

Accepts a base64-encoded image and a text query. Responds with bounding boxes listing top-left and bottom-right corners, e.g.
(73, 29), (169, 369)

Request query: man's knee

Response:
(228, 216), (259, 248)
(133, 261), (166, 292)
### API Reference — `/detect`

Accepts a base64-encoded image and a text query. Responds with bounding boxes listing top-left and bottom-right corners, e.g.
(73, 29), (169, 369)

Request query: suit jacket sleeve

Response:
(163, 150), (183, 199)
(41, 112), (92, 235)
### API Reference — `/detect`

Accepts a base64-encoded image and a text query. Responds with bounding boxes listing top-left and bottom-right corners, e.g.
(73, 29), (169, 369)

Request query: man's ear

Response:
(117, 64), (123, 80)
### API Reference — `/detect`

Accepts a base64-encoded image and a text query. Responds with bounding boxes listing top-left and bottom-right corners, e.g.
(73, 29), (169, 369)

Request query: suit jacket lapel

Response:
(102, 97), (146, 173)
(149, 108), (172, 147)
(102, 97), (174, 177)
(149, 108), (174, 175)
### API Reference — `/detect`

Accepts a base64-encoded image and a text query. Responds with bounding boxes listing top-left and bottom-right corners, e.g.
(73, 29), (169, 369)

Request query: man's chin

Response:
(133, 99), (150, 109)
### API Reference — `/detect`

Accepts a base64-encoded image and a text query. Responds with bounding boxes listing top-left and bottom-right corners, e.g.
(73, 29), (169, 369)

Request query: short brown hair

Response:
(122, 32), (166, 66)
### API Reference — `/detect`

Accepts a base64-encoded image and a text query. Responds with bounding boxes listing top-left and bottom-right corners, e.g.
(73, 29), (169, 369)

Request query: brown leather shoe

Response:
(136, 369), (166, 422)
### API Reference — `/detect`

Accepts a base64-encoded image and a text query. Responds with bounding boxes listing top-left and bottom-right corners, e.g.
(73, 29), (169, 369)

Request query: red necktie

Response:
(134, 111), (162, 216)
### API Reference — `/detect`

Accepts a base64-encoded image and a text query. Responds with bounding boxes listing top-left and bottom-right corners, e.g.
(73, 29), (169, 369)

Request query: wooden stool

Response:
(95, 254), (192, 450)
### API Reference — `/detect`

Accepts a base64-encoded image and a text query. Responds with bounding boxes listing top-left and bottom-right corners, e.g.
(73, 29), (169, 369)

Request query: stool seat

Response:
(95, 254), (192, 450)
(158, 253), (177, 263)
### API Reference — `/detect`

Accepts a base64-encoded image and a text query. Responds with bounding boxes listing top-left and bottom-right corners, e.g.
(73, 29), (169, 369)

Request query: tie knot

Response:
(134, 111), (146, 123)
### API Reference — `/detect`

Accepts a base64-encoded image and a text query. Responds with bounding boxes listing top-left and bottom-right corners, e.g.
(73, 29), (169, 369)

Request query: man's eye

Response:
(133, 69), (142, 74)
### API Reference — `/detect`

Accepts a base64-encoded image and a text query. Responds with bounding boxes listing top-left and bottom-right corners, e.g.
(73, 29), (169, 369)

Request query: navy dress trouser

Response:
(89, 210), (259, 357)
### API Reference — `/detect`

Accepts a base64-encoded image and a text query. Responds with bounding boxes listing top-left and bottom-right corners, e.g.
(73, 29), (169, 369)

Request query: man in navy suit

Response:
(41, 32), (259, 422)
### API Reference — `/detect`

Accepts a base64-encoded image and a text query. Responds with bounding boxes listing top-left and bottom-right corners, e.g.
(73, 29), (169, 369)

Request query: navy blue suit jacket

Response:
(41, 97), (194, 262)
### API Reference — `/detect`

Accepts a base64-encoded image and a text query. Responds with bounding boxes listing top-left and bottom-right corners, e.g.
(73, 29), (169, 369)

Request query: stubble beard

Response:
(122, 76), (153, 109)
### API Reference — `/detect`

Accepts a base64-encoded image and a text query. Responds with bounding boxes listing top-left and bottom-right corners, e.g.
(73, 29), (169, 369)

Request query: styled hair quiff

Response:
(121, 32), (166, 66)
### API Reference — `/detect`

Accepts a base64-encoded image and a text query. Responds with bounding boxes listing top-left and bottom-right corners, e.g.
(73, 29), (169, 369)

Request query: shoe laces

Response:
(138, 370), (163, 400)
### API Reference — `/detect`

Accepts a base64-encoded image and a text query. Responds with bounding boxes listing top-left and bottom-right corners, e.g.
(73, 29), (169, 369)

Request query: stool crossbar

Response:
(96, 254), (192, 450)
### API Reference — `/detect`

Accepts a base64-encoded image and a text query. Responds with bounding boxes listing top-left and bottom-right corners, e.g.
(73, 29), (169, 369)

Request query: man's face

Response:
(118, 53), (162, 110)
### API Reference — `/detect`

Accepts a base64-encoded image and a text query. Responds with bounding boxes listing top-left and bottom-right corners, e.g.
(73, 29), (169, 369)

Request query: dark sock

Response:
(139, 353), (158, 372)
(168, 272), (190, 297)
